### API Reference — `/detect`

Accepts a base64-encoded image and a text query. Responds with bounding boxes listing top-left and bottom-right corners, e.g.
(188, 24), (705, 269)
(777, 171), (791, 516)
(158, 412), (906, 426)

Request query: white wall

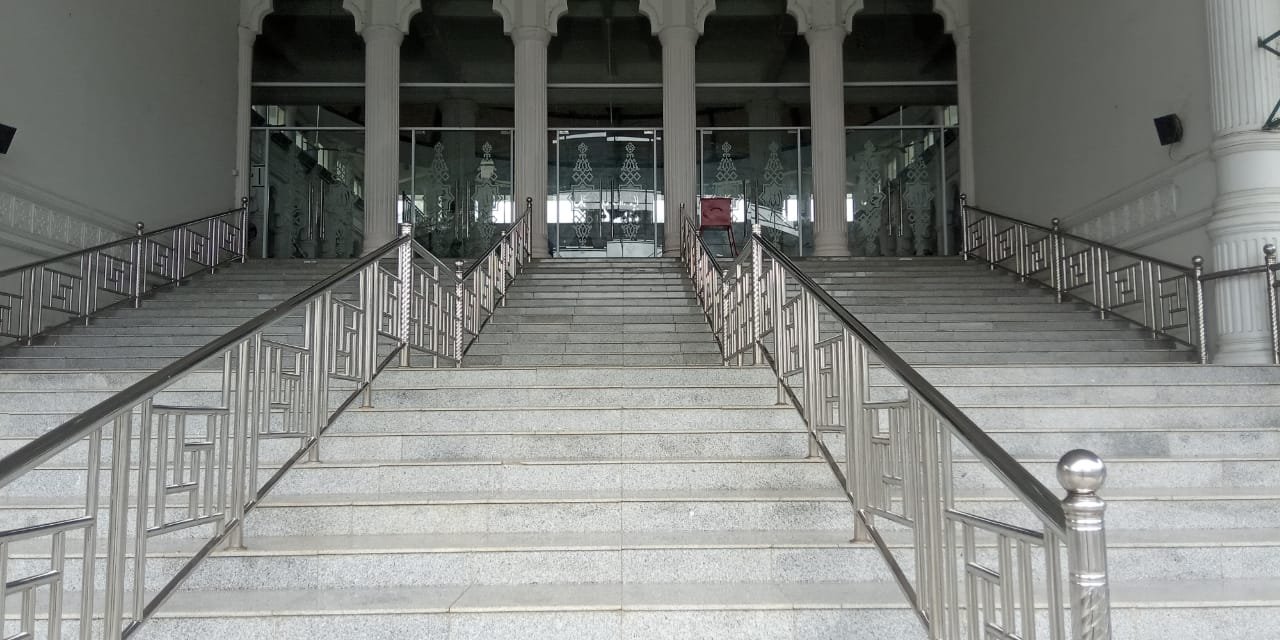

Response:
(969, 0), (1216, 261)
(0, 0), (240, 269)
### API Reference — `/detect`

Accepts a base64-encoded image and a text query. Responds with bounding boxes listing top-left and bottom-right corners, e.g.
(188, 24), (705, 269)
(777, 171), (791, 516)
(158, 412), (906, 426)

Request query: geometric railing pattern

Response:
(681, 217), (1114, 640)
(0, 211), (532, 638)
(0, 202), (250, 347)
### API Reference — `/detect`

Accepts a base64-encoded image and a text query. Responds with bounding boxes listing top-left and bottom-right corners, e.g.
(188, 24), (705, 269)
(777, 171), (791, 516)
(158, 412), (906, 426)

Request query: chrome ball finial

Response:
(1192, 255), (1204, 268)
(1265, 244), (1277, 259)
(1057, 449), (1106, 494)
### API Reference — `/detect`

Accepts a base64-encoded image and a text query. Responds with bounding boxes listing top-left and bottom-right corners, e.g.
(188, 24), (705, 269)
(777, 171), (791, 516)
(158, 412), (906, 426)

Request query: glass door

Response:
(551, 129), (662, 258)
(402, 129), (514, 259)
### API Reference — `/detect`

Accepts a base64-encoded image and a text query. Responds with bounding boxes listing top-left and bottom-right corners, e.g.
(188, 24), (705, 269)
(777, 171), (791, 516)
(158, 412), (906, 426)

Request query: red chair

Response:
(699, 197), (737, 257)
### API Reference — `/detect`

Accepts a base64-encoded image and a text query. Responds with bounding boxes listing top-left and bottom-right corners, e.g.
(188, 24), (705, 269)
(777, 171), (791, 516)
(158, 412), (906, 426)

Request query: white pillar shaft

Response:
(513, 28), (551, 258)
(660, 26), (698, 256)
(362, 25), (404, 253)
(807, 27), (849, 257)
(955, 24), (976, 201)
(235, 26), (255, 207)
(1205, 0), (1280, 363)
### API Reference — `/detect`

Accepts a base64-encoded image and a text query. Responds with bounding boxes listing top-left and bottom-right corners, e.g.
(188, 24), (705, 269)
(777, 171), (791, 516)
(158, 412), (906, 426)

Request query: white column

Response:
(659, 25), (699, 255)
(361, 24), (404, 252)
(806, 25), (850, 257)
(1205, 0), (1280, 363)
(235, 26), (256, 206)
(513, 27), (552, 257)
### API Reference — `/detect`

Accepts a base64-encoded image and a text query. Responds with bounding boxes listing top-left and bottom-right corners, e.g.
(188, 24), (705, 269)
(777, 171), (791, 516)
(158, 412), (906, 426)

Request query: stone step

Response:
(897, 351), (1193, 365)
(470, 331), (715, 345)
(465, 343), (721, 357)
(132, 582), (921, 640)
(463, 353), (724, 366)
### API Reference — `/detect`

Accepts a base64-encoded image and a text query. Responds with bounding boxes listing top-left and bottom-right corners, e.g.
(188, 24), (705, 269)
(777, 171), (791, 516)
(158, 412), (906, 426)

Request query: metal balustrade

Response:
(1195, 243), (1280, 365)
(960, 197), (1199, 360)
(0, 202), (250, 347)
(0, 206), (531, 638)
(681, 217), (1114, 640)
(961, 198), (1280, 365)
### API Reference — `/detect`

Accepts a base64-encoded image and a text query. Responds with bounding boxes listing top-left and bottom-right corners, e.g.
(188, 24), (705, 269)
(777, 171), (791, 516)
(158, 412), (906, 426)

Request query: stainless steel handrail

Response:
(960, 196), (1201, 361)
(680, 218), (1114, 640)
(1194, 244), (1280, 365)
(0, 201), (250, 346)
(0, 220), (500, 638)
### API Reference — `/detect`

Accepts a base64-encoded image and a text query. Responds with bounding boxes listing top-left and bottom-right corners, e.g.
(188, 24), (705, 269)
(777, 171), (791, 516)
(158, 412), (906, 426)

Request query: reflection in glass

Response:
(255, 129), (366, 259)
(697, 129), (811, 257)
(550, 130), (664, 258)
(402, 129), (514, 259)
(846, 125), (959, 257)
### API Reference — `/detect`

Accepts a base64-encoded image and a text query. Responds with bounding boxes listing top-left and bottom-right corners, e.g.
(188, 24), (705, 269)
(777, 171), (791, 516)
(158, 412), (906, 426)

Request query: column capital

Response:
(638, 0), (715, 36)
(493, 0), (569, 37)
(932, 0), (970, 34)
(343, 0), (423, 35)
(239, 0), (274, 35)
(785, 0), (860, 35)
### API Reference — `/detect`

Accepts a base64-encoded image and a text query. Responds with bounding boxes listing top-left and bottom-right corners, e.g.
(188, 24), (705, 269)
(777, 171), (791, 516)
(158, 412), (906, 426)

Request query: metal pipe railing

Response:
(680, 217), (1114, 640)
(961, 196), (1280, 365)
(0, 200), (251, 347)
(0, 210), (521, 638)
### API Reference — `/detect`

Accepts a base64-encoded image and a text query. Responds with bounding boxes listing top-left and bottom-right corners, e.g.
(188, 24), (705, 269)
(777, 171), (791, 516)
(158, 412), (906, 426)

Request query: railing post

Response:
(102, 414), (135, 639)
(227, 340), (252, 549)
(959, 193), (970, 260)
(1192, 256), (1208, 365)
(454, 260), (465, 367)
(1051, 218), (1065, 303)
(751, 224), (764, 363)
(1264, 244), (1279, 365)
(1059, 449), (1113, 640)
(132, 222), (146, 308)
(398, 224), (414, 368)
(240, 197), (251, 262)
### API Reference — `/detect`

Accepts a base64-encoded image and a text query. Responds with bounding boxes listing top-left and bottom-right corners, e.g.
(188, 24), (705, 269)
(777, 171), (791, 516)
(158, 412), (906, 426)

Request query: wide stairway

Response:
(3, 256), (1278, 638)
(806, 256), (1280, 637)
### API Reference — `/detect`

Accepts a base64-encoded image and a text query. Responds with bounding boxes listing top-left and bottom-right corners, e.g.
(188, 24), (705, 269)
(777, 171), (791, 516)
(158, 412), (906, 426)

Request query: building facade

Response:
(0, 0), (1278, 361)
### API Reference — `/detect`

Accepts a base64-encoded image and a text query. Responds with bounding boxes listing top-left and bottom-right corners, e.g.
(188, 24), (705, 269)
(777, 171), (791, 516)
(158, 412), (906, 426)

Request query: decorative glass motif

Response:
(853, 140), (886, 256)
(618, 142), (643, 189)
(618, 142), (643, 241)
(903, 157), (935, 256)
(714, 142), (740, 195)
(571, 143), (595, 247)
(760, 141), (788, 244)
(425, 142), (454, 232)
(473, 141), (499, 242)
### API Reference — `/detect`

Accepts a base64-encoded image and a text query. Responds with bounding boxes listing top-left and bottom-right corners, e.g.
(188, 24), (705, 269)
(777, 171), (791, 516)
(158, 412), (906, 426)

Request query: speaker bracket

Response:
(1261, 29), (1280, 130)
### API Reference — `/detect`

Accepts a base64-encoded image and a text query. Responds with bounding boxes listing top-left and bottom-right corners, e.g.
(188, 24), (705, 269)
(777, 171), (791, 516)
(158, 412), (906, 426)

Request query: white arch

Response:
(342, 0), (424, 34)
(637, 0), (716, 35)
(240, 0), (274, 34)
(932, 0), (969, 33)
(785, 0), (863, 34)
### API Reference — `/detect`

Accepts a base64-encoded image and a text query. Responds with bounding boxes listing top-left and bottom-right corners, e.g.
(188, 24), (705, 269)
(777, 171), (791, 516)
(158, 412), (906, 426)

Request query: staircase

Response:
(464, 258), (721, 367)
(803, 256), (1280, 637)
(3, 254), (1278, 638)
(0, 259), (351, 371)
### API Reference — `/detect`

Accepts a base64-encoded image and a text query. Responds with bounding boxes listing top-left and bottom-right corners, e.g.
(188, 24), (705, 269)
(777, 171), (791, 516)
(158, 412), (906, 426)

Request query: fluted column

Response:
(659, 27), (699, 255)
(494, 0), (567, 259)
(361, 24), (404, 252)
(1205, 0), (1280, 363)
(954, 22), (975, 200)
(513, 27), (552, 257)
(806, 25), (850, 256)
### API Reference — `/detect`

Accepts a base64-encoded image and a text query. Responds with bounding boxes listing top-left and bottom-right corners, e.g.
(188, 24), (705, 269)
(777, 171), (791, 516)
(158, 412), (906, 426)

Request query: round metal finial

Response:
(1057, 449), (1106, 494)
(1265, 244), (1277, 258)
(241, 196), (250, 206)
(959, 193), (968, 204)
(135, 222), (145, 235)
(1192, 255), (1204, 268)
(526, 197), (533, 206)
(1051, 218), (1060, 226)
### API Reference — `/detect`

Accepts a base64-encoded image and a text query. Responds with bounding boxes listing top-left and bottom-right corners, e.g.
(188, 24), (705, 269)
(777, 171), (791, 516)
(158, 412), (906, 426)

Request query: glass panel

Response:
(697, 128), (811, 257)
(401, 87), (516, 128)
(403, 129), (514, 259)
(252, 102), (365, 128)
(258, 129), (366, 259)
(548, 87), (664, 128)
(846, 126), (951, 257)
(550, 129), (663, 258)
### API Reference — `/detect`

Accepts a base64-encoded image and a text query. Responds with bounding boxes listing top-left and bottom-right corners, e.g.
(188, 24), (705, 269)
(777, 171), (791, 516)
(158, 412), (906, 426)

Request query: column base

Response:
(812, 241), (851, 258)
(1212, 333), (1276, 364)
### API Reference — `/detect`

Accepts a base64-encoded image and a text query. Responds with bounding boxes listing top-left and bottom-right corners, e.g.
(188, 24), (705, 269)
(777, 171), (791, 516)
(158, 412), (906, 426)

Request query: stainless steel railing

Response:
(960, 197), (1200, 361)
(680, 216), (1114, 640)
(0, 209), (531, 637)
(1195, 244), (1280, 365)
(0, 201), (250, 347)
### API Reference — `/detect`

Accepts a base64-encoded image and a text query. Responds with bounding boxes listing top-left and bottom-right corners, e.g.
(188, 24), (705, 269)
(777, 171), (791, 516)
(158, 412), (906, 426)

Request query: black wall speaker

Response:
(0, 123), (14, 154)
(1154, 114), (1183, 146)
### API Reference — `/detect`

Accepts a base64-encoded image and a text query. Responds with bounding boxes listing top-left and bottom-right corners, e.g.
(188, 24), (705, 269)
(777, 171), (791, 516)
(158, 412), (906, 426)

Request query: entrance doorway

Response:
(550, 129), (664, 258)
